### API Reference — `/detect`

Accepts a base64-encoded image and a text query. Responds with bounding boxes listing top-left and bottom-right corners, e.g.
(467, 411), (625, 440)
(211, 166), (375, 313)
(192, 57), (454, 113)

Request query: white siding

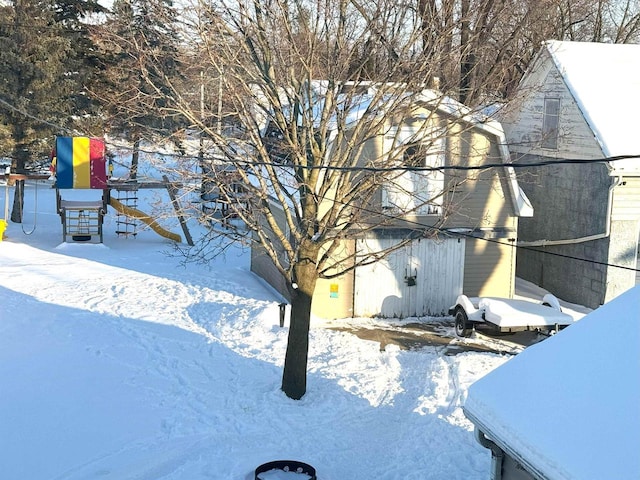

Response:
(382, 123), (445, 215)
(501, 51), (603, 160)
(354, 237), (465, 317)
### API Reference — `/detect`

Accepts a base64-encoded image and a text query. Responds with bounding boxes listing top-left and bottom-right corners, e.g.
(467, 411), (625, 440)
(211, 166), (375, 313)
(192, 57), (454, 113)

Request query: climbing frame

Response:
(54, 136), (108, 243)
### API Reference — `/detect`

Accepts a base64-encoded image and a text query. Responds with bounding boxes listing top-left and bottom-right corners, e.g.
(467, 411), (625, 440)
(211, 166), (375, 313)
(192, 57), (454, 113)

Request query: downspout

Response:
(518, 176), (622, 247)
(475, 428), (504, 480)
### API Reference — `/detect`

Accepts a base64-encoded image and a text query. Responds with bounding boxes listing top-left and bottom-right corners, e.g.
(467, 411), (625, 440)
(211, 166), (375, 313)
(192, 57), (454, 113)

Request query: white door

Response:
(354, 237), (465, 318)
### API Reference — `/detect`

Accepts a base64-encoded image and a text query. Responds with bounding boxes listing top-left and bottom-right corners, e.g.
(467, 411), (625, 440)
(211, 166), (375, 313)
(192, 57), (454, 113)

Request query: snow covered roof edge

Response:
(463, 284), (640, 480)
(544, 40), (640, 173)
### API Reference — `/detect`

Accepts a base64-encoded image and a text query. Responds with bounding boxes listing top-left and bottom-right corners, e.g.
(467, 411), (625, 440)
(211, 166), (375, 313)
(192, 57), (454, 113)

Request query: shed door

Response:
(353, 237), (465, 318)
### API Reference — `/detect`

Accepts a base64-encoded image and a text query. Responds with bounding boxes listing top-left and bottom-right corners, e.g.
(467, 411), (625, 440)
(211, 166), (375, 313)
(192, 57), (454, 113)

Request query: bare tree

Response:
(91, 0), (185, 178)
(414, 0), (640, 106)
(105, 0), (633, 400)
(151, 0), (486, 399)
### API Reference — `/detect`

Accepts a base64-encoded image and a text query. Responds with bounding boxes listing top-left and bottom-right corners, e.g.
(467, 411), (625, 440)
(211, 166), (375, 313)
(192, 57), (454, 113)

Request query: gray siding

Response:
(249, 202), (290, 301)
(500, 51), (640, 308)
(250, 244), (289, 300)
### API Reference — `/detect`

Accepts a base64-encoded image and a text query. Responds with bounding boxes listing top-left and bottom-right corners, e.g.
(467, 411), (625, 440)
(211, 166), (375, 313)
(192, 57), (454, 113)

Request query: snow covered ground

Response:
(0, 178), (587, 480)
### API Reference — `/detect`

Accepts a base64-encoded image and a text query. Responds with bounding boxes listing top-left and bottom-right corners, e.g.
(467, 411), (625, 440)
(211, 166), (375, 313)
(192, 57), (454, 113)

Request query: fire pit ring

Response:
(255, 460), (317, 480)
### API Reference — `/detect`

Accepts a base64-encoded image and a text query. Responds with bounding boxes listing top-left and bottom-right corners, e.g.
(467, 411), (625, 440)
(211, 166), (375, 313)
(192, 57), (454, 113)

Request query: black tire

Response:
(542, 301), (562, 312)
(454, 307), (472, 337)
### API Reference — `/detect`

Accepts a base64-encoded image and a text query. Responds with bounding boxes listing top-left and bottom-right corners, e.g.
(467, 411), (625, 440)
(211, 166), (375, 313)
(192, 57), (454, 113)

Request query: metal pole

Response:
(217, 68), (223, 136)
(4, 166), (10, 221)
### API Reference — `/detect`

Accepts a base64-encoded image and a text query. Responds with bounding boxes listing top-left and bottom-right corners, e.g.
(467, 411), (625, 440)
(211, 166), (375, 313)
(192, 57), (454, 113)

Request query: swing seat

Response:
(53, 136), (108, 243)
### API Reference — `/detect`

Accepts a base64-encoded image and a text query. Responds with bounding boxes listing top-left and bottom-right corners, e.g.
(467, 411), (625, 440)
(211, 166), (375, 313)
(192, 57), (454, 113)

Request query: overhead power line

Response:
(2, 91), (639, 172)
(2, 93), (639, 273)
(0, 96), (78, 135)
(322, 193), (640, 274)
(98, 138), (639, 174)
(228, 154), (639, 173)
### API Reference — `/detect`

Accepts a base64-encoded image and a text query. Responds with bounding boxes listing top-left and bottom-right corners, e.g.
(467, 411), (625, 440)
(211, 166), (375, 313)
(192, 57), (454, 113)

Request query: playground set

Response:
(1, 136), (193, 245)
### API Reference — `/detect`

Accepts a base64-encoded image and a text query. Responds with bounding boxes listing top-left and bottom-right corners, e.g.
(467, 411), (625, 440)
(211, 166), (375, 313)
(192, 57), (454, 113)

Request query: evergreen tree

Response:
(0, 0), (105, 222)
(0, 1), (71, 221)
(51, 0), (106, 123)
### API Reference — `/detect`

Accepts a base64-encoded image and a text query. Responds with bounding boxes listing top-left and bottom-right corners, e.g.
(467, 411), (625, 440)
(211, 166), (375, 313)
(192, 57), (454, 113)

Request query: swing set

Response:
(1, 136), (192, 245)
(1, 167), (49, 239)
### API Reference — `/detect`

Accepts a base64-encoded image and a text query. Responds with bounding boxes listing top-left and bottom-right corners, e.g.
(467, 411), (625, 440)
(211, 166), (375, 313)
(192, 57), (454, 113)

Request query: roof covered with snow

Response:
(545, 40), (640, 172)
(329, 86), (532, 217)
(464, 285), (640, 479)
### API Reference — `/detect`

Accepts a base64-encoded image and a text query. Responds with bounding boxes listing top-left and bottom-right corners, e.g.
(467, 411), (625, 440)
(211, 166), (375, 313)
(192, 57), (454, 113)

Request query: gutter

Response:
(475, 428), (504, 480)
(464, 407), (549, 480)
(518, 176), (622, 247)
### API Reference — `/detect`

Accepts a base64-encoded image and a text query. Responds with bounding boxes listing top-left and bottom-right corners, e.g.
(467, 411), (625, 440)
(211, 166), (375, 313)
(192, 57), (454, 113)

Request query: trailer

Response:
(449, 293), (576, 337)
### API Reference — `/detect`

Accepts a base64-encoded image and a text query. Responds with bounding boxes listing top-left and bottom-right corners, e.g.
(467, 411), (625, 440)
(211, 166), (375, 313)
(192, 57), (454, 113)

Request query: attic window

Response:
(383, 127), (445, 215)
(542, 97), (560, 150)
(403, 143), (427, 168)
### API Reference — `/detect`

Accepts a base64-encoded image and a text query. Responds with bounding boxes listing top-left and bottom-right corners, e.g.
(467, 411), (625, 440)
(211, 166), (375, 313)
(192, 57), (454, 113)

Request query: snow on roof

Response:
(259, 80), (532, 216)
(545, 40), (640, 173)
(331, 87), (532, 217)
(464, 285), (640, 480)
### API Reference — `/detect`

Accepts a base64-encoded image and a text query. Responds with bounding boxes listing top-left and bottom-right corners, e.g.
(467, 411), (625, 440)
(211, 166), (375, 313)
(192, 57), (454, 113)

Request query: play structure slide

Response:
(109, 197), (182, 243)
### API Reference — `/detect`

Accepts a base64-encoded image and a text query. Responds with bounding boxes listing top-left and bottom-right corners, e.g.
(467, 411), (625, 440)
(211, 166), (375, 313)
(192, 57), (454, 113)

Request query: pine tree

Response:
(0, 1), (70, 221)
(0, 0), (105, 222)
(51, 0), (106, 123)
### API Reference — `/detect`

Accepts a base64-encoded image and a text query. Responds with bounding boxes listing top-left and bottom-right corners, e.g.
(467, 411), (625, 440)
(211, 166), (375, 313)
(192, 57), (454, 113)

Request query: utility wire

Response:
(99, 139), (639, 173)
(0, 96), (79, 136)
(323, 194), (640, 274)
(2, 87), (639, 172)
(228, 154), (638, 173)
(2, 93), (639, 273)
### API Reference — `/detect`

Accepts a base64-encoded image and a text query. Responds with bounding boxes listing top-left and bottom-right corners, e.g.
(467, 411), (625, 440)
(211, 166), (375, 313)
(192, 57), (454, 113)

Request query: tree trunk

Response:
(10, 180), (25, 223)
(459, 0), (473, 105)
(10, 138), (29, 223)
(131, 135), (140, 180)
(281, 258), (318, 400)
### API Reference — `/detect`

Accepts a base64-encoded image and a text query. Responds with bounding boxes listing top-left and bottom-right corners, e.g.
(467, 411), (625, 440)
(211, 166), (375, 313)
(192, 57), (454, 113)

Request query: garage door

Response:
(354, 237), (465, 318)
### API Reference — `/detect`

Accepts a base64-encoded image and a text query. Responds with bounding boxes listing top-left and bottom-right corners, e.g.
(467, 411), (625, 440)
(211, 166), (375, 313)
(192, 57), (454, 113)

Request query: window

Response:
(383, 126), (445, 215)
(542, 98), (560, 150)
(403, 143), (426, 168)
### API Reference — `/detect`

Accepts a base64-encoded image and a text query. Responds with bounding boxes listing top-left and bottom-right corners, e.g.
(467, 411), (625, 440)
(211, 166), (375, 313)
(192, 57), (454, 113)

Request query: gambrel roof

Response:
(326, 86), (533, 217)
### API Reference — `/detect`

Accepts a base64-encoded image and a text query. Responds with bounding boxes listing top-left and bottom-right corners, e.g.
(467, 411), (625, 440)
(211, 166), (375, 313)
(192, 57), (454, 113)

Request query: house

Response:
(251, 85), (533, 319)
(499, 40), (640, 309)
(463, 285), (640, 480)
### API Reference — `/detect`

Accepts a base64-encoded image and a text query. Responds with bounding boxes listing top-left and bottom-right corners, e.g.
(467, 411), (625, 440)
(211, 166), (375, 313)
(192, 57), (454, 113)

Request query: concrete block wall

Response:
(515, 155), (614, 309)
